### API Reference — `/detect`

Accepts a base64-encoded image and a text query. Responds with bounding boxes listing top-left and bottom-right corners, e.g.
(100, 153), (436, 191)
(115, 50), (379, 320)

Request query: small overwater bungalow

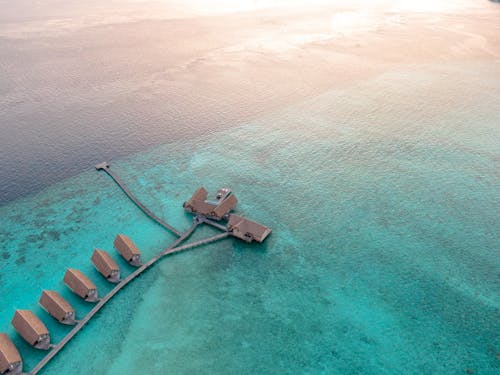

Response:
(39, 290), (76, 325)
(183, 187), (238, 220)
(114, 234), (142, 266)
(0, 333), (22, 375)
(227, 214), (272, 243)
(11, 310), (50, 350)
(91, 249), (120, 283)
(63, 269), (98, 302)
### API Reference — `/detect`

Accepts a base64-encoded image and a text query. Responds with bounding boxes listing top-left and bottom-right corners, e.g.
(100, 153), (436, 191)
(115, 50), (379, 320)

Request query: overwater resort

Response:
(0, 163), (271, 374)
(1, 1), (499, 373)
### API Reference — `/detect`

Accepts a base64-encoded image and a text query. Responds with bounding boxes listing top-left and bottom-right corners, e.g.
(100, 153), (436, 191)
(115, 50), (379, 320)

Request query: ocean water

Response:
(4, 0), (499, 205)
(1, 60), (499, 374)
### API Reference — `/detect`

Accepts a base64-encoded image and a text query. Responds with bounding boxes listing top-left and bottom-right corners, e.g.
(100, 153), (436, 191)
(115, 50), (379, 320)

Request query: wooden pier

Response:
(95, 162), (182, 237)
(29, 223), (205, 374)
(27, 164), (233, 374)
(166, 232), (229, 254)
(200, 217), (229, 232)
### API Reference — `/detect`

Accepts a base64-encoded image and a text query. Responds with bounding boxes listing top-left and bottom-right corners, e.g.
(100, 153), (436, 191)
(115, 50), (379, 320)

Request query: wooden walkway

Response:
(95, 162), (182, 237)
(167, 232), (229, 254)
(27, 163), (231, 374)
(200, 217), (229, 232)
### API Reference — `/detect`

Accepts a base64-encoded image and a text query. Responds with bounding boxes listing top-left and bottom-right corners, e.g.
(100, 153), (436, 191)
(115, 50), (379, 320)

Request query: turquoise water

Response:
(1, 62), (499, 374)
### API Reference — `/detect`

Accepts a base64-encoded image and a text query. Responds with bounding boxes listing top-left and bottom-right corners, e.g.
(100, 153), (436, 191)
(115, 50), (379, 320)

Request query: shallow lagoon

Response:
(1, 61), (499, 374)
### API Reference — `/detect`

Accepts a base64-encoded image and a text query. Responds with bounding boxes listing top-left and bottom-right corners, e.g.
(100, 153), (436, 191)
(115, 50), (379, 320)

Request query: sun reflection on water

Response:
(158, 0), (477, 15)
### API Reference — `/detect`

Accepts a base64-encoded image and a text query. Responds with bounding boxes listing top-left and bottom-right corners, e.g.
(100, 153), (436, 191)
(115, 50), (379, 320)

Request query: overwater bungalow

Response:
(114, 234), (142, 266)
(183, 187), (238, 220)
(227, 214), (272, 243)
(11, 310), (50, 350)
(0, 333), (22, 375)
(63, 269), (99, 302)
(39, 290), (76, 325)
(91, 249), (120, 283)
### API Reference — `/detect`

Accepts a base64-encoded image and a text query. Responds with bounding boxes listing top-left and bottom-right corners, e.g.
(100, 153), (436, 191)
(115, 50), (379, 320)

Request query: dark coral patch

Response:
(0, 229), (14, 244)
(66, 206), (90, 223)
(2, 251), (10, 259)
(39, 208), (56, 215)
(26, 234), (43, 243)
(34, 219), (46, 228)
(15, 256), (26, 265)
(43, 230), (61, 241)
(9, 214), (23, 222)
